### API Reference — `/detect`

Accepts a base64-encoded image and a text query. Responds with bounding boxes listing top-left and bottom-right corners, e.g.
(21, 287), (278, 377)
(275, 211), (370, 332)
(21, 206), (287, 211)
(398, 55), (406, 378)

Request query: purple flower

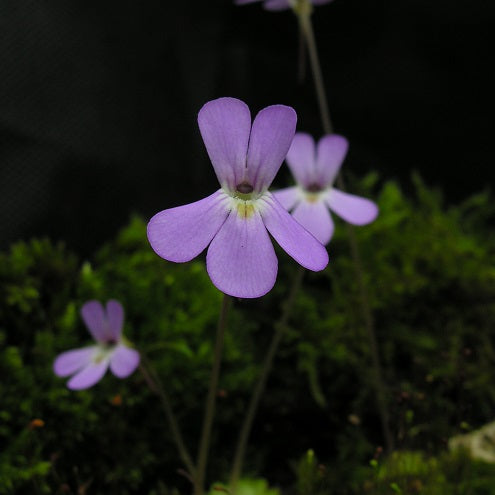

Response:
(235, 0), (333, 11)
(53, 300), (140, 390)
(273, 133), (378, 245)
(147, 97), (328, 299)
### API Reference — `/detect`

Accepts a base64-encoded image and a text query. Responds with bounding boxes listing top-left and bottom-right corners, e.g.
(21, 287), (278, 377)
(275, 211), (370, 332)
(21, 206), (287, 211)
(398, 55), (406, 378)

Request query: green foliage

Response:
(1, 176), (495, 492)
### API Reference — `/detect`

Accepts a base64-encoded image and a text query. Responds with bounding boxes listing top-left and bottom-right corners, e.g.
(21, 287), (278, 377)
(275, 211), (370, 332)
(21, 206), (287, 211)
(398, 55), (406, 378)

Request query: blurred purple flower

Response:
(273, 133), (378, 245)
(235, 0), (333, 11)
(53, 300), (140, 390)
(147, 97), (328, 299)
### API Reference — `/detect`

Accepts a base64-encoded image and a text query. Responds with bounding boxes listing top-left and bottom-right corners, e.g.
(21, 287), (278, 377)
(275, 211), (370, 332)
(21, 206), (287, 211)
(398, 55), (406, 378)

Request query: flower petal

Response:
(263, 0), (291, 10)
(81, 301), (107, 342)
(285, 132), (316, 188)
(247, 105), (297, 191)
(147, 190), (230, 263)
(272, 186), (300, 210)
(315, 134), (348, 186)
(261, 193), (329, 271)
(325, 188), (379, 225)
(110, 345), (140, 379)
(67, 359), (109, 390)
(53, 347), (97, 377)
(198, 97), (251, 190)
(206, 209), (278, 298)
(293, 199), (335, 245)
(106, 300), (124, 341)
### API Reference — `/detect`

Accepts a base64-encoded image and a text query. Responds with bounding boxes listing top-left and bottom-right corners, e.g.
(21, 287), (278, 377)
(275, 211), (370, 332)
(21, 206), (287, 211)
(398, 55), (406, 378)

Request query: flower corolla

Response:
(235, 0), (333, 12)
(147, 97), (328, 298)
(53, 300), (140, 390)
(273, 133), (378, 245)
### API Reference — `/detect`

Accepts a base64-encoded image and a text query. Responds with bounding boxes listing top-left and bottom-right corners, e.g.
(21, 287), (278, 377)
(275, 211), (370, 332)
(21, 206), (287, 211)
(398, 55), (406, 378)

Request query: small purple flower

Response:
(235, 0), (333, 11)
(273, 133), (378, 245)
(53, 300), (140, 390)
(147, 97), (328, 299)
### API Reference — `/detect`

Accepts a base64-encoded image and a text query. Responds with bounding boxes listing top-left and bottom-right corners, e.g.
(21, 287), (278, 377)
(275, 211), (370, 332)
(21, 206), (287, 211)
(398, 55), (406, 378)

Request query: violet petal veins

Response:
(273, 133), (378, 245)
(53, 300), (140, 390)
(147, 97), (328, 298)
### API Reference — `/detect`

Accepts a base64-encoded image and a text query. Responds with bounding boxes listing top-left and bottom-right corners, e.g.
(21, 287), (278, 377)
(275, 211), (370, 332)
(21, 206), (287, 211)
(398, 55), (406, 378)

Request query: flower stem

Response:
(139, 359), (197, 479)
(229, 266), (305, 491)
(194, 294), (231, 495)
(298, 11), (394, 452)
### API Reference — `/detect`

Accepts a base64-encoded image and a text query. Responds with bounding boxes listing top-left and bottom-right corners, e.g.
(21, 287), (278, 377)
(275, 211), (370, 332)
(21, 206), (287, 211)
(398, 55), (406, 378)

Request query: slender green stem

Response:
(299, 11), (393, 452)
(194, 294), (231, 495)
(229, 266), (306, 492)
(298, 13), (333, 135)
(139, 359), (197, 479)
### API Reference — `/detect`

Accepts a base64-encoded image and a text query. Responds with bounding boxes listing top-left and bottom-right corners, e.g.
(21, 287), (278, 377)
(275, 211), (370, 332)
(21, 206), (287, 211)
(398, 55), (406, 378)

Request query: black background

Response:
(1, 0), (493, 256)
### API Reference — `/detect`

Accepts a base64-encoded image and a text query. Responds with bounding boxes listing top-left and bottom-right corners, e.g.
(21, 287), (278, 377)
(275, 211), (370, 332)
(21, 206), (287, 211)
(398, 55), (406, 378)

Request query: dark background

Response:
(1, 0), (493, 256)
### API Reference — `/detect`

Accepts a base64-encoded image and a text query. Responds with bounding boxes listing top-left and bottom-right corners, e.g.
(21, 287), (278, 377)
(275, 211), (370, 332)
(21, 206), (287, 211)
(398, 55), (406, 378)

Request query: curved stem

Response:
(298, 13), (333, 135)
(299, 12), (393, 452)
(229, 266), (305, 491)
(139, 359), (196, 478)
(194, 294), (231, 495)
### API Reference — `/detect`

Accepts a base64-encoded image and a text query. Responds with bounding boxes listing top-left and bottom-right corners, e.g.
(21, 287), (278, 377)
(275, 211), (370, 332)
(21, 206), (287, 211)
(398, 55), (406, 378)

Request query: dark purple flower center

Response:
(236, 182), (254, 194)
(306, 183), (323, 193)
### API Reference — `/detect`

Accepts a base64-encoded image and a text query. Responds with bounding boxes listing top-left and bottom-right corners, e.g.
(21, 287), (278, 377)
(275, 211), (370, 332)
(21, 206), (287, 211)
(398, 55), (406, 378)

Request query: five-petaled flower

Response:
(235, 0), (333, 12)
(273, 133), (378, 245)
(147, 97), (328, 299)
(53, 300), (140, 390)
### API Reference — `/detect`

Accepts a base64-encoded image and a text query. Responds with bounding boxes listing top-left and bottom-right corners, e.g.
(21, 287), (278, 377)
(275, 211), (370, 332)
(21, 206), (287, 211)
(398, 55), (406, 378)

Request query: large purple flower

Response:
(147, 97), (328, 299)
(273, 133), (378, 245)
(53, 300), (140, 390)
(235, 0), (333, 11)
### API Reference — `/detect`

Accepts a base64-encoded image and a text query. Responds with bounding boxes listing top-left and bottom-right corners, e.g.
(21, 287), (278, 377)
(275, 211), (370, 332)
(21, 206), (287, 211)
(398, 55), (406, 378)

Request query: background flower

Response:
(147, 97), (328, 299)
(53, 300), (140, 390)
(235, 0), (333, 12)
(274, 133), (378, 245)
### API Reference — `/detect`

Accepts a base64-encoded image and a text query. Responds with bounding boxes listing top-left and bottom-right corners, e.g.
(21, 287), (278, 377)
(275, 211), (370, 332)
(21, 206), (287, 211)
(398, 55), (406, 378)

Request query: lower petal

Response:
(53, 347), (97, 377)
(67, 359), (109, 390)
(110, 346), (140, 379)
(147, 190), (230, 263)
(292, 200), (334, 245)
(325, 188), (378, 225)
(272, 186), (299, 211)
(206, 210), (278, 298)
(260, 193), (329, 272)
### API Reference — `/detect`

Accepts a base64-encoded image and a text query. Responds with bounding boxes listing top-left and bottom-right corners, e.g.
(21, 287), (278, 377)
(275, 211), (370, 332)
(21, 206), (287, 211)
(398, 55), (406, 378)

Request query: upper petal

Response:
(67, 359), (110, 390)
(272, 186), (300, 211)
(260, 193), (329, 272)
(206, 209), (278, 298)
(53, 347), (97, 377)
(285, 132), (316, 188)
(198, 97), (252, 190)
(325, 188), (379, 225)
(106, 300), (124, 341)
(147, 190), (230, 263)
(246, 105), (297, 192)
(292, 199), (335, 245)
(315, 134), (348, 186)
(80, 301), (107, 342)
(110, 345), (140, 379)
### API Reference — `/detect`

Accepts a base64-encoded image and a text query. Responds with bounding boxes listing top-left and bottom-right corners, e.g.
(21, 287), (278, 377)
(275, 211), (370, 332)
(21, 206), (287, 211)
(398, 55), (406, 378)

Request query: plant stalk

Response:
(139, 359), (197, 479)
(194, 294), (231, 495)
(299, 11), (394, 452)
(230, 266), (306, 491)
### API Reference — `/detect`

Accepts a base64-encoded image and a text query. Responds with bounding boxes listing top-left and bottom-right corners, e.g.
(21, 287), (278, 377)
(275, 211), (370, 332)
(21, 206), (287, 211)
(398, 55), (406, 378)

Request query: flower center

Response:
(236, 182), (254, 194)
(306, 183), (322, 193)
